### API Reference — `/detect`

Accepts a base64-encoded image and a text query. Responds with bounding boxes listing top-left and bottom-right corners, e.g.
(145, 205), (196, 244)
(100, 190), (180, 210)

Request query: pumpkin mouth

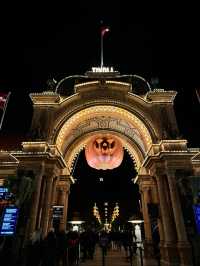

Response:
(85, 134), (124, 170)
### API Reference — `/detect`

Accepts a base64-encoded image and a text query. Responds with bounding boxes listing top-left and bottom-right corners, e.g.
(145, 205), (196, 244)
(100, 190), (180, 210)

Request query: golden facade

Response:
(0, 71), (199, 266)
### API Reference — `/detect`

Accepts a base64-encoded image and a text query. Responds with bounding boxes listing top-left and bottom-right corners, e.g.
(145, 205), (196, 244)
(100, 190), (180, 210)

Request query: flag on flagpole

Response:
(100, 26), (110, 67)
(0, 92), (11, 130)
(101, 26), (110, 37)
(0, 92), (8, 110)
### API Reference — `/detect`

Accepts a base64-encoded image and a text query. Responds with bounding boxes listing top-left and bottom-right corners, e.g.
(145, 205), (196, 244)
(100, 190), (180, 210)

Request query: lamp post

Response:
(128, 216), (144, 245)
(128, 216), (144, 266)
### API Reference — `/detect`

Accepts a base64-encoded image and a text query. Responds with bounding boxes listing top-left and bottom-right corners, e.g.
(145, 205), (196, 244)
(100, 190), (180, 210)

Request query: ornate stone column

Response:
(36, 177), (46, 230)
(156, 173), (178, 266)
(41, 173), (54, 237)
(166, 168), (193, 266)
(58, 176), (71, 231)
(47, 176), (58, 231)
(138, 175), (157, 266)
(52, 177), (58, 206)
(156, 174), (176, 241)
(142, 188), (152, 241)
(27, 163), (44, 238)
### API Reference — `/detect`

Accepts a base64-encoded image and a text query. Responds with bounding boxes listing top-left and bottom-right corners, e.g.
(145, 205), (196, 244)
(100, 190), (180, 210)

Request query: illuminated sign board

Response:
(0, 187), (14, 200)
(0, 187), (8, 199)
(0, 187), (8, 193)
(92, 67), (114, 73)
(0, 206), (19, 235)
(193, 205), (200, 234)
(52, 205), (64, 219)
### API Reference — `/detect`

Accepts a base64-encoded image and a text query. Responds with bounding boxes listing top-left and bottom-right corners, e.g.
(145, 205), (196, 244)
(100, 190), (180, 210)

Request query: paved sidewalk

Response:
(79, 246), (141, 266)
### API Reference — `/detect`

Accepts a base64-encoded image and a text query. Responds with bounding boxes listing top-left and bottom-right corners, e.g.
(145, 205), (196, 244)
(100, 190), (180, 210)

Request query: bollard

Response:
(139, 247), (143, 266)
(77, 243), (81, 265)
(102, 247), (106, 266)
(66, 248), (69, 266)
(129, 245), (133, 266)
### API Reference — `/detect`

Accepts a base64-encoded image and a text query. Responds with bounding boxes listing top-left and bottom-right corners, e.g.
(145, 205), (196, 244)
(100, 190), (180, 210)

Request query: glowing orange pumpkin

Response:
(85, 134), (124, 170)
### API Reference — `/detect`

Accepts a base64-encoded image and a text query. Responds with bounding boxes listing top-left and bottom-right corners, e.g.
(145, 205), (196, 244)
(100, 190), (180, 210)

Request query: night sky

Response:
(0, 2), (200, 224)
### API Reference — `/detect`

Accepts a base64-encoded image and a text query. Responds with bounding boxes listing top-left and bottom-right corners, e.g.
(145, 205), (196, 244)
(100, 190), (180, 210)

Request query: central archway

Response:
(54, 105), (156, 172)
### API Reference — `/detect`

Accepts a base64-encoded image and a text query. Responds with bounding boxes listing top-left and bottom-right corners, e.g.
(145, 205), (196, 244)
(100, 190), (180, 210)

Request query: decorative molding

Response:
(146, 90), (177, 103)
(69, 116), (146, 152)
(56, 105), (152, 154)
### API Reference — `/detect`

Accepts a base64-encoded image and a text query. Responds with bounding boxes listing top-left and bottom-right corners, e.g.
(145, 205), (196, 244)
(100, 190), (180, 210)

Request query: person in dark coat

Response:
(56, 230), (68, 266)
(26, 229), (43, 266)
(41, 230), (57, 266)
(80, 229), (98, 260)
(67, 231), (80, 266)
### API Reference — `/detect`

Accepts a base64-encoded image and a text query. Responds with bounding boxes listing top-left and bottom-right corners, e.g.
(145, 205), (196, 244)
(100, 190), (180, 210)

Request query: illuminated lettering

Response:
(92, 67), (114, 73)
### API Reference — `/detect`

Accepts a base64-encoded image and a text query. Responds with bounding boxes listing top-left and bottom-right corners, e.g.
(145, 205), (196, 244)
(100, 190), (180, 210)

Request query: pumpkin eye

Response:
(95, 141), (99, 148)
(110, 141), (115, 149)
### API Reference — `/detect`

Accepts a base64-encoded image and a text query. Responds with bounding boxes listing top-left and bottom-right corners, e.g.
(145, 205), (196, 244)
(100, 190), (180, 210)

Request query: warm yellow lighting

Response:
(128, 219), (144, 224)
(56, 106), (153, 153)
(68, 221), (85, 225)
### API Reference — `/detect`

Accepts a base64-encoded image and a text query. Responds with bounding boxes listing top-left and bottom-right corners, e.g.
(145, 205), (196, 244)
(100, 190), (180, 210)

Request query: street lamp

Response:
(128, 215), (144, 246)
(68, 211), (85, 232)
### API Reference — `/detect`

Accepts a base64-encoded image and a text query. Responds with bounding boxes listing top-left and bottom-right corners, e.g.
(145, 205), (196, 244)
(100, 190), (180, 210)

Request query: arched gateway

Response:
(0, 69), (200, 266)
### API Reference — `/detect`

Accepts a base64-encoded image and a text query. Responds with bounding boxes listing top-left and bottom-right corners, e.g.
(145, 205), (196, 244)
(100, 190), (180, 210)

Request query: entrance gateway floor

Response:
(79, 247), (142, 266)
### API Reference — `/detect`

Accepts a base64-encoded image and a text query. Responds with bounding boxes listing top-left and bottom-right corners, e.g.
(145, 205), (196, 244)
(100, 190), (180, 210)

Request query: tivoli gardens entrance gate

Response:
(0, 69), (200, 266)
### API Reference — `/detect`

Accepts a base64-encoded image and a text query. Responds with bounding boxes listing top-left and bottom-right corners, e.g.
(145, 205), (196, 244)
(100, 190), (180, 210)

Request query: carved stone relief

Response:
(63, 116), (145, 154)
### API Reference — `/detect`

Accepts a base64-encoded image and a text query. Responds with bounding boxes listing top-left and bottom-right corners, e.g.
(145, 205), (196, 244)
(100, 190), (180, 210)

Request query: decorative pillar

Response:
(36, 176), (46, 230)
(167, 169), (193, 266)
(156, 175), (176, 241)
(48, 177), (58, 231)
(156, 173), (178, 266)
(142, 188), (152, 241)
(58, 176), (71, 231)
(52, 177), (58, 206)
(41, 175), (53, 237)
(139, 175), (157, 266)
(27, 163), (44, 238)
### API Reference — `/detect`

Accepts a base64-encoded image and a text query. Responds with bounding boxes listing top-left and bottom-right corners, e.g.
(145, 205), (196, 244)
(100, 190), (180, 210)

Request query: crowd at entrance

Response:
(22, 228), (140, 266)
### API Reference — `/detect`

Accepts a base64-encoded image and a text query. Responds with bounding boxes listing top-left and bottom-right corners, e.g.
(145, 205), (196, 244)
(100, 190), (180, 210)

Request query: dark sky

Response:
(0, 2), (199, 223)
(0, 2), (199, 145)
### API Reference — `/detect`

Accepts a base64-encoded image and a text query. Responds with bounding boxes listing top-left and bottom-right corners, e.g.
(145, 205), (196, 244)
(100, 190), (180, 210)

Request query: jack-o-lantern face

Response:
(85, 134), (124, 170)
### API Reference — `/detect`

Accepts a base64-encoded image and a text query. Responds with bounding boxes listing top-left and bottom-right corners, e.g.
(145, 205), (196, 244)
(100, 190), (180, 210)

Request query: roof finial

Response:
(46, 78), (57, 91)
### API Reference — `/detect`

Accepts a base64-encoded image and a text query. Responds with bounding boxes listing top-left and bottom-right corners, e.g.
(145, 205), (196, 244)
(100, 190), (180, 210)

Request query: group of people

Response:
(26, 227), (102, 266)
(0, 227), (142, 266)
(25, 228), (140, 266)
(26, 229), (80, 266)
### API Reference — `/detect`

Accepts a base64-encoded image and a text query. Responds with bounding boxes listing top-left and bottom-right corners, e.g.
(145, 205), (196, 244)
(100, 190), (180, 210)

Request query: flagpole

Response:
(0, 92), (11, 131)
(101, 32), (103, 68)
(196, 89), (200, 103)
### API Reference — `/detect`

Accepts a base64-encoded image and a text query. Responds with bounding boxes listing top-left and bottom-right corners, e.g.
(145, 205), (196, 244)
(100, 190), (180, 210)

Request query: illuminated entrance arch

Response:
(54, 104), (156, 171)
(0, 74), (198, 266)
